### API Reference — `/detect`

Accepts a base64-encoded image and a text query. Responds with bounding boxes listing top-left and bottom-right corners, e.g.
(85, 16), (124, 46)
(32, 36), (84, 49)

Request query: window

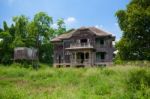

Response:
(96, 52), (106, 60)
(96, 38), (104, 45)
(85, 53), (89, 59)
(96, 52), (101, 60)
(100, 40), (104, 45)
(96, 38), (99, 44)
(100, 52), (105, 60)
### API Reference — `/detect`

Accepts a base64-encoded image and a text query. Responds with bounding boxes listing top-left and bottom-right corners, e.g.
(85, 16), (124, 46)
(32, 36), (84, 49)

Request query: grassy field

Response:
(0, 64), (150, 99)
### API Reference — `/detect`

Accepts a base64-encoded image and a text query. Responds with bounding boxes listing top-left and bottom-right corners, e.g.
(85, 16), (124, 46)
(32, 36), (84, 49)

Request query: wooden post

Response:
(71, 52), (73, 67)
(75, 52), (77, 65)
(90, 51), (93, 66)
(84, 51), (86, 65)
(89, 51), (91, 66)
(63, 41), (65, 67)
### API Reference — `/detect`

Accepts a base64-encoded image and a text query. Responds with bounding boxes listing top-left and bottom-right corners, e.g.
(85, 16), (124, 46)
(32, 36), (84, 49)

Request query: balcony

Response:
(66, 43), (94, 50)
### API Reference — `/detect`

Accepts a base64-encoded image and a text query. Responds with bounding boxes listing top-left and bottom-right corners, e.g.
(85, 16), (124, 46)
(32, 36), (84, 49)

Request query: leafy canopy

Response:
(0, 12), (67, 64)
(115, 0), (150, 60)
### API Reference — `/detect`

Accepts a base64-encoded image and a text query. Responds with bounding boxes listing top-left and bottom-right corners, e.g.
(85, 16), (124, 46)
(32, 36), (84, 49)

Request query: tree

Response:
(0, 31), (13, 64)
(56, 18), (66, 36)
(9, 24), (15, 38)
(0, 12), (67, 65)
(27, 12), (53, 63)
(0, 16), (29, 64)
(12, 15), (29, 47)
(3, 21), (9, 31)
(26, 21), (38, 47)
(115, 0), (150, 60)
(32, 12), (53, 47)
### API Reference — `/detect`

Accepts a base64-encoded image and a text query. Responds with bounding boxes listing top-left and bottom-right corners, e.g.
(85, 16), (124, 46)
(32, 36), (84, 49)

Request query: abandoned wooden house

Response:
(51, 27), (115, 67)
(14, 47), (38, 60)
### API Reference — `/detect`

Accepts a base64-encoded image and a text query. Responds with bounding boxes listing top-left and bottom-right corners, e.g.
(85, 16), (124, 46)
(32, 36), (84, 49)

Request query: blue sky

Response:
(0, 0), (130, 40)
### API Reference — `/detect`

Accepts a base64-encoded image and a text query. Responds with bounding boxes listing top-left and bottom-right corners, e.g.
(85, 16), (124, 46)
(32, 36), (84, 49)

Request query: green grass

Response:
(0, 64), (150, 99)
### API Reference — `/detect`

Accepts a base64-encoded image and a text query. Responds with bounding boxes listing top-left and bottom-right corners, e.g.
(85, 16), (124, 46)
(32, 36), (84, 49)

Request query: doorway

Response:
(77, 52), (84, 63)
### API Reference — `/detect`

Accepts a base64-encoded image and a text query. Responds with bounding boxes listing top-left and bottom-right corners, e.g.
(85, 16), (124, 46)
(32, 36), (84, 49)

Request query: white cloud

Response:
(51, 17), (77, 29)
(65, 17), (76, 25)
(95, 25), (103, 29)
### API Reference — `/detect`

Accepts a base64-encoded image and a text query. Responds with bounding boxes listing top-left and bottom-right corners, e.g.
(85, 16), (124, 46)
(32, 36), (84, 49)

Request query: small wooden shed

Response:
(14, 47), (38, 60)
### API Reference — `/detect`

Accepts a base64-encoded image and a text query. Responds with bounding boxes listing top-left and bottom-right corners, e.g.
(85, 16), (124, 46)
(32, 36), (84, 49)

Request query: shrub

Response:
(127, 69), (150, 90)
(127, 68), (150, 98)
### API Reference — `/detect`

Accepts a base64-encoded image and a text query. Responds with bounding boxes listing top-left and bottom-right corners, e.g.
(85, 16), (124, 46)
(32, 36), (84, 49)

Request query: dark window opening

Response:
(85, 53), (89, 59)
(100, 52), (105, 59)
(100, 40), (104, 45)
(81, 39), (87, 43)
(96, 38), (104, 45)
(58, 55), (61, 63)
(96, 38), (99, 44)
(96, 52), (106, 60)
(78, 52), (84, 63)
(96, 52), (101, 60)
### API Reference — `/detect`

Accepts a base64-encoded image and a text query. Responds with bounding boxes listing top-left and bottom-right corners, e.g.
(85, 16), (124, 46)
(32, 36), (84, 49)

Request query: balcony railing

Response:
(66, 43), (93, 50)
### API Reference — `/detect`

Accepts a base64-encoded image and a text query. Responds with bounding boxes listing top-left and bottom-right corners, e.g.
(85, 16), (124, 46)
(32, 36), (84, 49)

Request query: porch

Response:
(70, 51), (93, 67)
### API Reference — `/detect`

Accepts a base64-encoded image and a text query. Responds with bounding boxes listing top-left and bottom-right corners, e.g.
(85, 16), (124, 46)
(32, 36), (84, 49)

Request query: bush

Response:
(1, 54), (13, 65)
(127, 68), (150, 98)
(127, 69), (150, 90)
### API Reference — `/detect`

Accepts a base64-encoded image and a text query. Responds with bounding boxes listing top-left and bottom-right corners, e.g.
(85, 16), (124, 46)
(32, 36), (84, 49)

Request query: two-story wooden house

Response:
(51, 27), (115, 67)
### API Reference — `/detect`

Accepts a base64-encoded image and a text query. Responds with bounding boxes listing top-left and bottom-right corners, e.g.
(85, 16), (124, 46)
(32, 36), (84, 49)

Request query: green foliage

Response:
(0, 12), (67, 65)
(3, 21), (9, 31)
(126, 68), (150, 98)
(0, 31), (13, 64)
(0, 65), (149, 99)
(116, 0), (150, 61)
(55, 18), (66, 36)
(128, 69), (150, 90)
(0, 87), (27, 99)
(39, 43), (53, 64)
(30, 12), (54, 64)
(33, 12), (53, 44)
(12, 15), (29, 47)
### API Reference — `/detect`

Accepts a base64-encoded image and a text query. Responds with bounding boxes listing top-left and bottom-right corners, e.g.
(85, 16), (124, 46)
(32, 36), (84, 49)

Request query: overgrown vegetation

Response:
(0, 64), (149, 99)
(0, 12), (66, 65)
(115, 0), (150, 61)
